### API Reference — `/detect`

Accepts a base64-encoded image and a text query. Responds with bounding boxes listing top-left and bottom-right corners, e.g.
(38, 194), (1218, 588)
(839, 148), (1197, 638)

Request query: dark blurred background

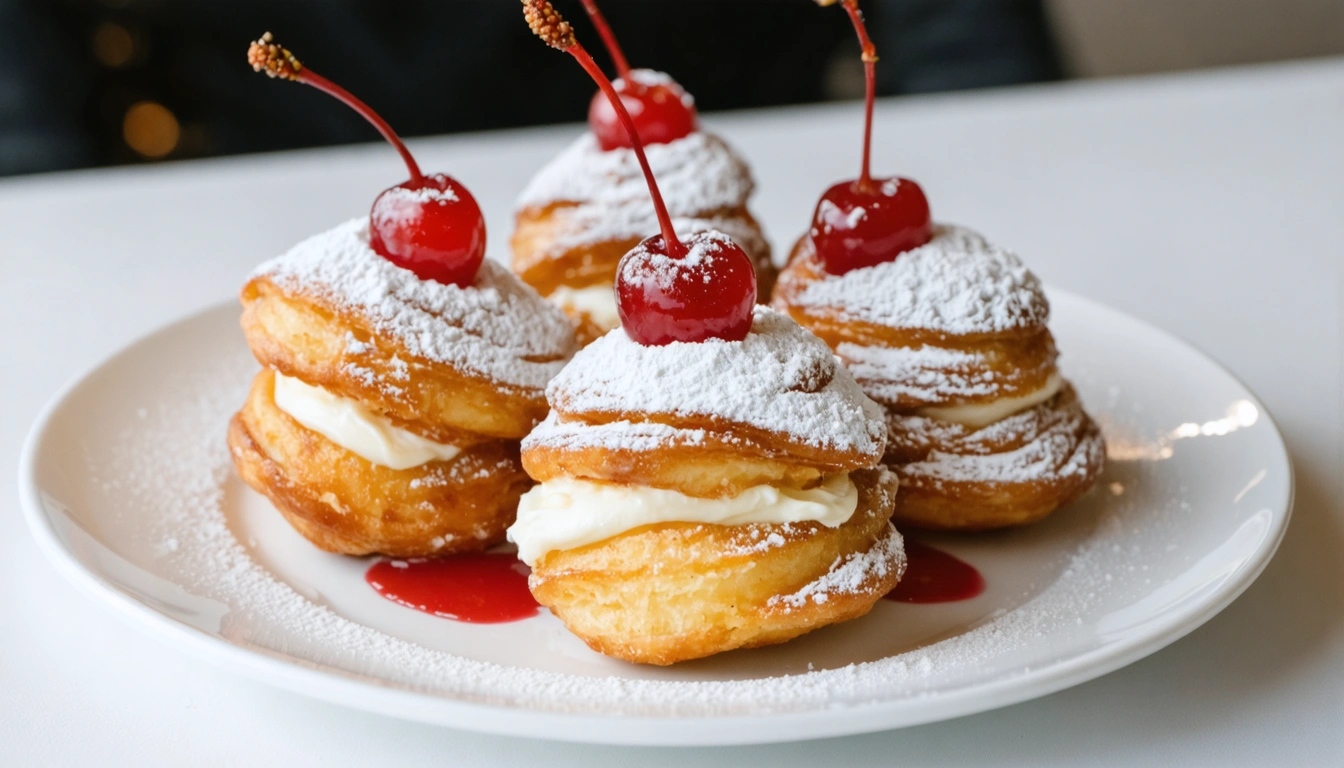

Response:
(1, 0), (1340, 177)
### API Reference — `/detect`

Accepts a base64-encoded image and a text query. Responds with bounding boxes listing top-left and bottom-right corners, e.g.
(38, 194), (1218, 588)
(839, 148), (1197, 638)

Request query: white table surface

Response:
(4, 58), (1341, 765)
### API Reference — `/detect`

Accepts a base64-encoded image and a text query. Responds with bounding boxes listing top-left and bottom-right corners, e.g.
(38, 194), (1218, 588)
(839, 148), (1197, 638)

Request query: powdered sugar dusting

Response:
(770, 523), (906, 609)
(548, 307), (887, 454)
(796, 225), (1050, 335)
(516, 131), (752, 215)
(73, 331), (1193, 717)
(537, 206), (769, 264)
(368, 176), (464, 232)
(524, 412), (708, 452)
(838, 343), (1000, 405)
(618, 230), (741, 292)
(891, 392), (1104, 484)
(904, 421), (1103, 486)
(254, 218), (576, 390)
(617, 68), (695, 108)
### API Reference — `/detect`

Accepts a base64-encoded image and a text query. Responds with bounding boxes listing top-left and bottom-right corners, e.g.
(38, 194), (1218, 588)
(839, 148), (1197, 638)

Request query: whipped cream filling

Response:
(507, 473), (858, 566)
(546, 284), (621, 331)
(271, 373), (460, 470)
(917, 372), (1063, 429)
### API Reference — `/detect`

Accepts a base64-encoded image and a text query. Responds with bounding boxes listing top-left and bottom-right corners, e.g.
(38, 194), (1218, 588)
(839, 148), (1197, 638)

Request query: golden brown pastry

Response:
(229, 218), (578, 556)
(507, 307), (905, 665)
(773, 225), (1105, 530)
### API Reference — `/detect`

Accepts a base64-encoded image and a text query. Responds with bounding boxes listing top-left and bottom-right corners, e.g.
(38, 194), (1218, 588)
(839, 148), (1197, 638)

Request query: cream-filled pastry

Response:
(771, 1), (1102, 531)
(271, 373), (462, 470)
(774, 226), (1104, 530)
(516, 5), (904, 664)
(510, 307), (904, 665)
(228, 35), (577, 557)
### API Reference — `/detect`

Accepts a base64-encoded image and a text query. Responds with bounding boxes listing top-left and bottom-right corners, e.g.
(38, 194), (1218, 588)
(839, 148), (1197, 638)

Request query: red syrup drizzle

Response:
(885, 540), (986, 604)
(365, 553), (540, 623)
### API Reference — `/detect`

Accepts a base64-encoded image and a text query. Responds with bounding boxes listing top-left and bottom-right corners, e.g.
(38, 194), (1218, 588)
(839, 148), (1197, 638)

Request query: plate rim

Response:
(17, 291), (1295, 746)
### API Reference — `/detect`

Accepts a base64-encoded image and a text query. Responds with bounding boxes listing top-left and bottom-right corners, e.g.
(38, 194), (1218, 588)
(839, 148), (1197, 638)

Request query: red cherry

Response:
(369, 174), (486, 287)
(806, 2), (933, 276)
(616, 231), (757, 345)
(528, 3), (752, 345)
(588, 71), (698, 151)
(247, 33), (487, 287)
(810, 177), (932, 275)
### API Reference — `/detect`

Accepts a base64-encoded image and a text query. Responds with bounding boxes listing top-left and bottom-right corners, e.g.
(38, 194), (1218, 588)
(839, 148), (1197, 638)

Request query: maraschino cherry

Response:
(247, 32), (486, 287)
(578, 0), (699, 151)
(526, 0), (756, 345)
(808, 0), (931, 275)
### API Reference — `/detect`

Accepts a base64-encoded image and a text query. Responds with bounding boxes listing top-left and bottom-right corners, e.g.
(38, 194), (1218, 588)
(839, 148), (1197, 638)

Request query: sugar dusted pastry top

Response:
(543, 306), (887, 455)
(252, 218), (577, 389)
(516, 131), (753, 215)
(791, 224), (1050, 335)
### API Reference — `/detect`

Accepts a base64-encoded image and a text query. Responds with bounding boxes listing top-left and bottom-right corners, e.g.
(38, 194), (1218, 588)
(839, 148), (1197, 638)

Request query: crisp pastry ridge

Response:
(230, 370), (532, 556)
(230, 218), (577, 555)
(511, 131), (775, 343)
(511, 306), (904, 665)
(772, 224), (1104, 530)
(241, 220), (577, 441)
(528, 306), (888, 495)
(527, 468), (904, 666)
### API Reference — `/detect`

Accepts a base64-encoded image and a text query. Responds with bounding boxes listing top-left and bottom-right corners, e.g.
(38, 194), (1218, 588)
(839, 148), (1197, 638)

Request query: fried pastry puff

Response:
(511, 105), (774, 344)
(773, 224), (1104, 531)
(228, 218), (578, 556)
(507, 307), (905, 665)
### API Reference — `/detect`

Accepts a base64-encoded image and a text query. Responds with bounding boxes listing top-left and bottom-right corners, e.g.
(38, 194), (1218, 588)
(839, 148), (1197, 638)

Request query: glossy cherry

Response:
(369, 174), (486, 287)
(588, 74), (698, 151)
(809, 0), (932, 276)
(810, 177), (931, 274)
(526, 0), (757, 345)
(616, 232), (756, 345)
(248, 32), (486, 287)
(577, 0), (697, 150)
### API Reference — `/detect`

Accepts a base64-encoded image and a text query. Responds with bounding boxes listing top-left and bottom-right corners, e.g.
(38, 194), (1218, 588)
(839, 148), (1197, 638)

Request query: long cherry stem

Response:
(841, 0), (877, 193)
(568, 44), (686, 258)
(298, 69), (423, 183)
(579, 0), (631, 79)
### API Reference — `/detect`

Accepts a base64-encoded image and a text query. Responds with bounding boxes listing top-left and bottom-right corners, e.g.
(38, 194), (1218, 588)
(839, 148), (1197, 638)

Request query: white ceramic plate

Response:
(20, 290), (1292, 746)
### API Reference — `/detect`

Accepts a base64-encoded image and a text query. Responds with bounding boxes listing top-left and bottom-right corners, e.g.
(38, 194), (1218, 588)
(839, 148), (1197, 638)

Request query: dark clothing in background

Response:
(0, 0), (1062, 176)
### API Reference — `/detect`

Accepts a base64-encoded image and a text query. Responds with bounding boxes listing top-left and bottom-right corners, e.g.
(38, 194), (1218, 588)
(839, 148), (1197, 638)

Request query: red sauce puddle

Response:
(365, 553), (540, 623)
(885, 540), (986, 604)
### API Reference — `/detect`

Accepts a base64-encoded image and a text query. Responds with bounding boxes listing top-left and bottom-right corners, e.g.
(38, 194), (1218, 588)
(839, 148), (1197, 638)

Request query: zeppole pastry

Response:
(511, 0), (773, 344)
(774, 227), (1104, 530)
(772, 1), (1103, 531)
(512, 2), (904, 666)
(511, 307), (905, 665)
(229, 33), (577, 557)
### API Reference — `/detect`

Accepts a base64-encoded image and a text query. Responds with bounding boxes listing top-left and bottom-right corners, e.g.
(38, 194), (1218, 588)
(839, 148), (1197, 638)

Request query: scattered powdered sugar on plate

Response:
(770, 523), (906, 609)
(74, 334), (1184, 718)
(516, 131), (752, 215)
(796, 225), (1050, 335)
(254, 218), (576, 390)
(548, 307), (888, 455)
